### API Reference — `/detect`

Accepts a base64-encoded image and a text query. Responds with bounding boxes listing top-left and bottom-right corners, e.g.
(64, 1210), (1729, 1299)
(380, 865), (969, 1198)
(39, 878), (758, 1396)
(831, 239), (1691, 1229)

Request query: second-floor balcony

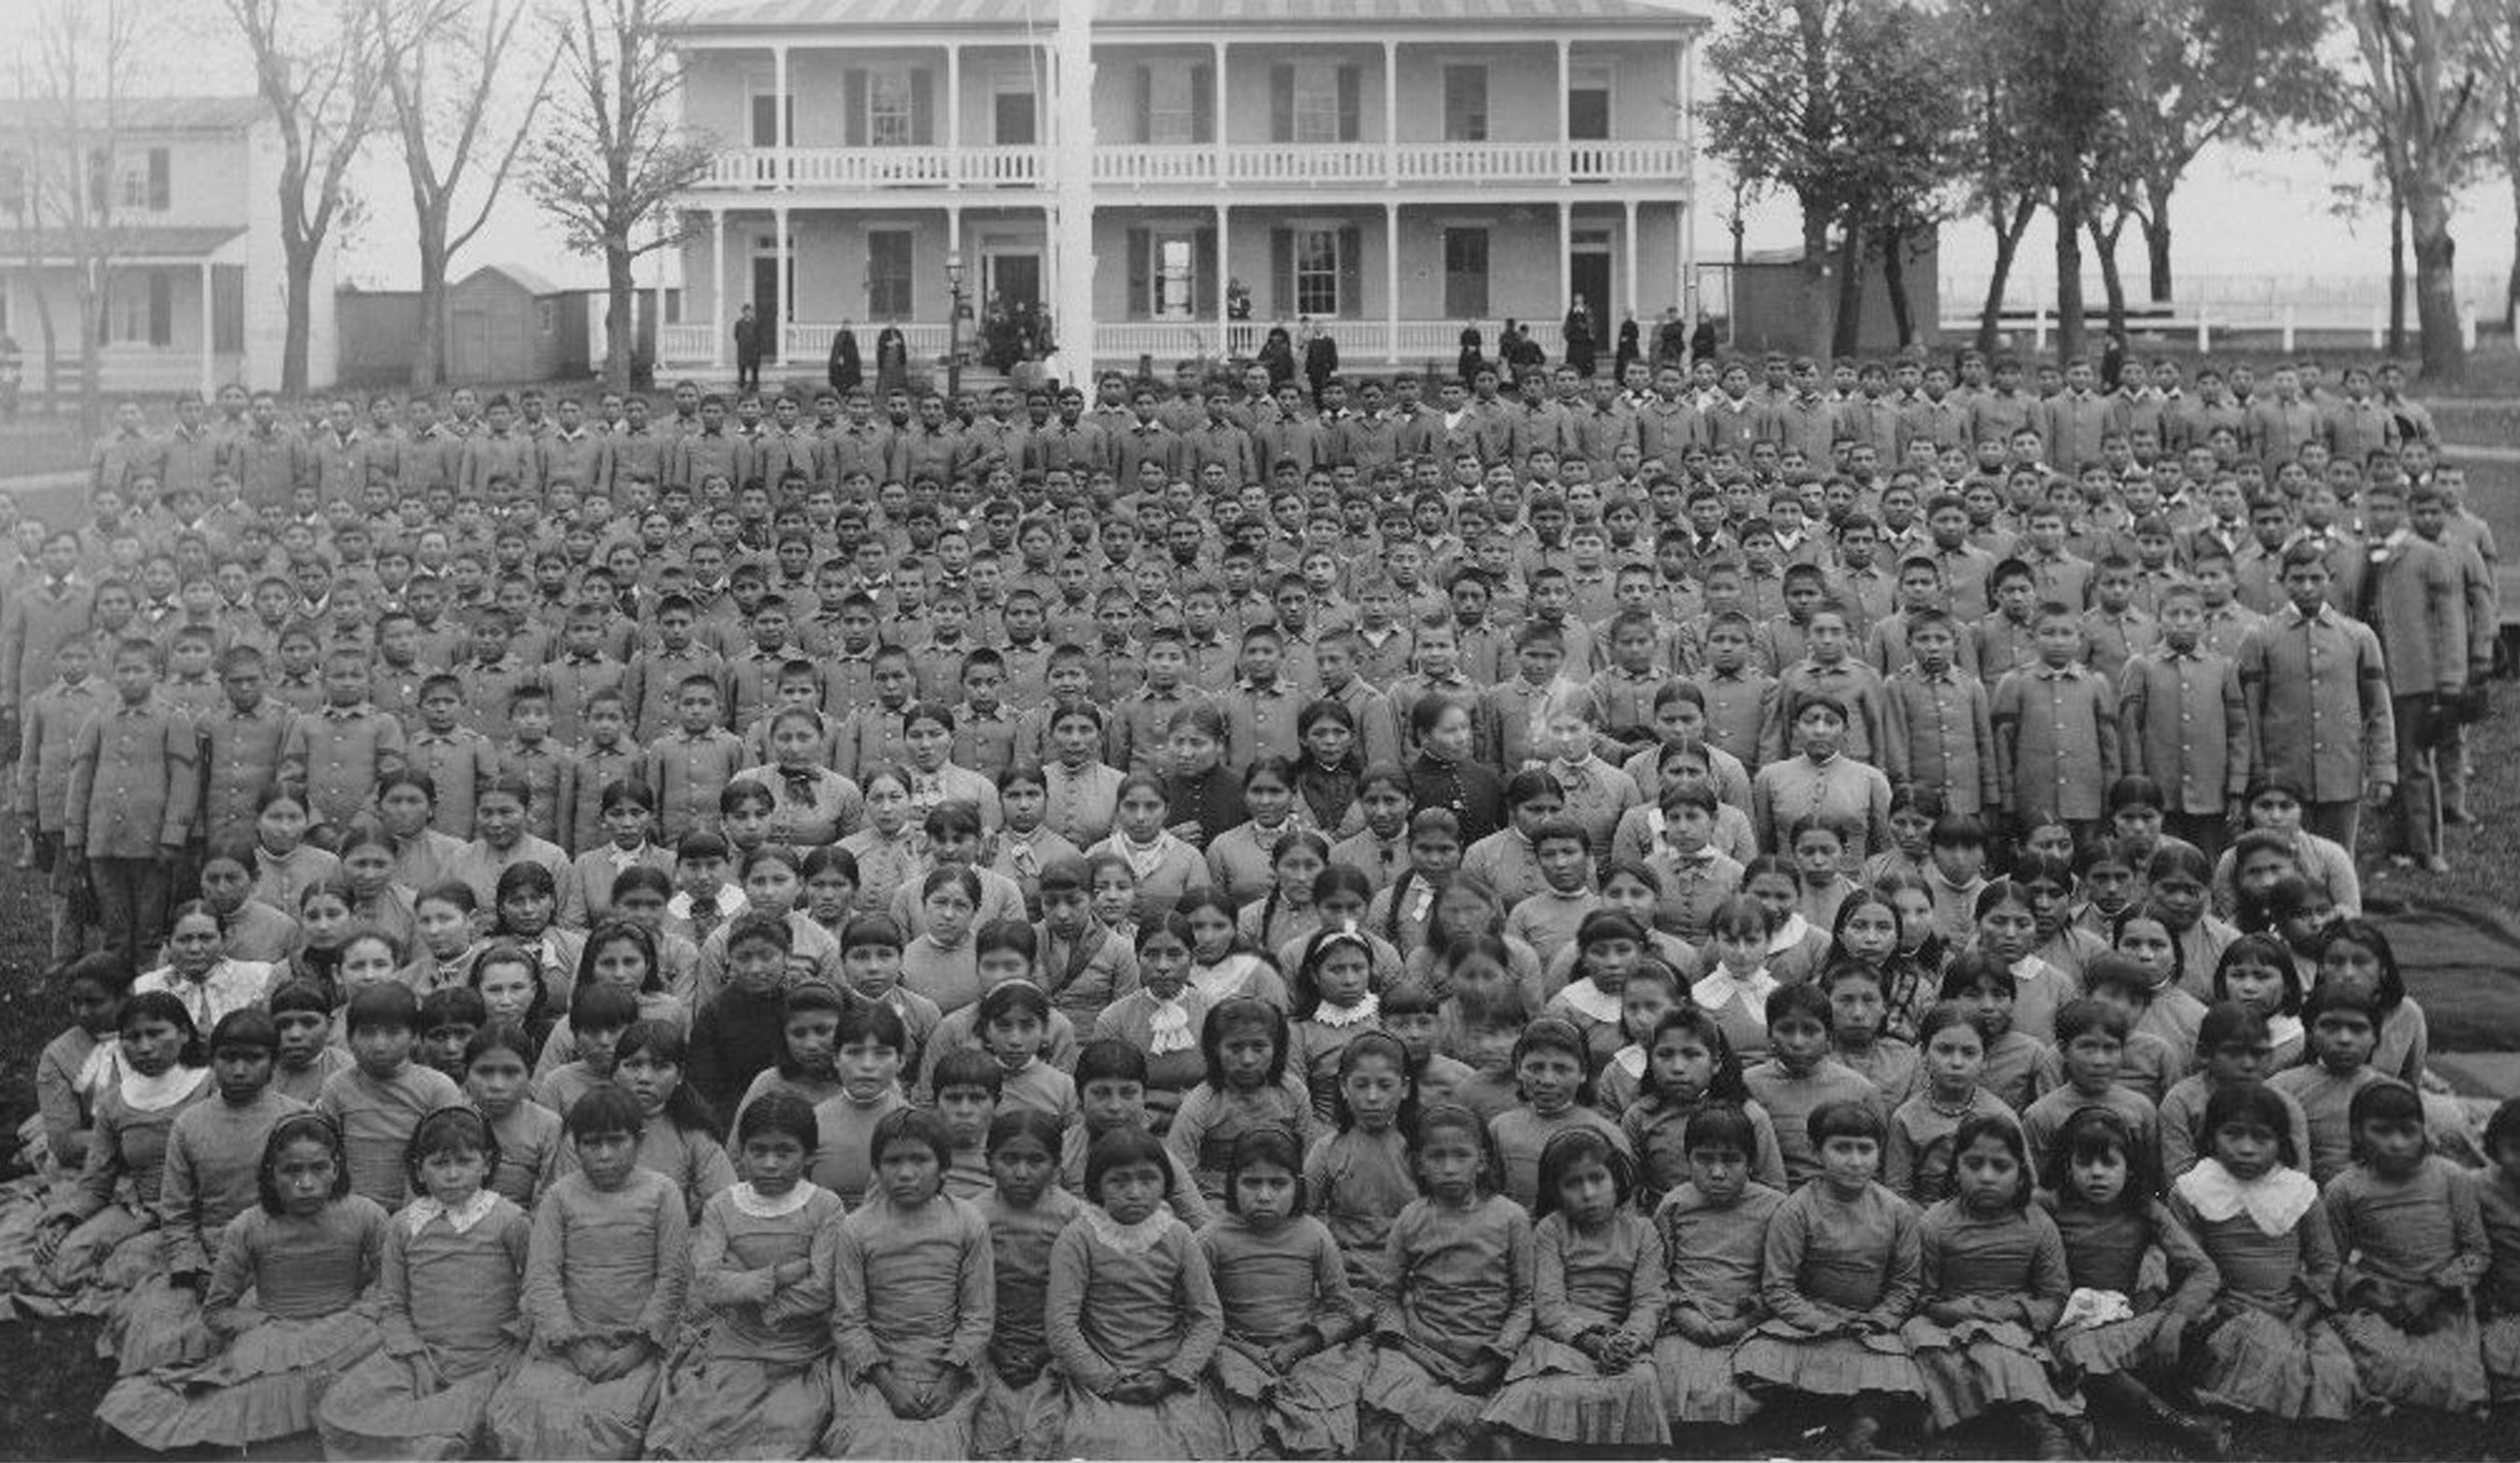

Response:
(694, 138), (1695, 196)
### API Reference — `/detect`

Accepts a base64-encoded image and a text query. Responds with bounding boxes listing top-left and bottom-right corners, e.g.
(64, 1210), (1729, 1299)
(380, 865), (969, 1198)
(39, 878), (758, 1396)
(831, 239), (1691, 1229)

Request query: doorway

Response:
(1568, 248), (1611, 329)
(751, 255), (782, 359)
(986, 251), (1043, 313)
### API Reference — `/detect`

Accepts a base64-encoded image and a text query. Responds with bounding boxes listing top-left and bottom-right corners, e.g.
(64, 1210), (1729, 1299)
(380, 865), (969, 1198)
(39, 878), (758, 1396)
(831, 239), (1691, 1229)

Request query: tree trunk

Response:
(282, 241), (316, 396)
(30, 284), (59, 415)
(1881, 227), (1916, 346)
(2408, 184), (2466, 382)
(2506, 165), (2520, 332)
(1797, 201), (1835, 359)
(411, 230), (449, 387)
(606, 235), (636, 392)
(2054, 188), (2088, 362)
(2143, 178), (2175, 302)
(2388, 180), (2408, 358)
(74, 274), (101, 437)
(2090, 214), (2129, 341)
(1977, 197), (2037, 359)
(1832, 222), (1867, 359)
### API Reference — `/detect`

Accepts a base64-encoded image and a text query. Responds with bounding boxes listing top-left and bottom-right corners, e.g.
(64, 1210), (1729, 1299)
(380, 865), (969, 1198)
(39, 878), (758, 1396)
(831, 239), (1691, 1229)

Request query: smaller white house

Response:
(0, 95), (334, 397)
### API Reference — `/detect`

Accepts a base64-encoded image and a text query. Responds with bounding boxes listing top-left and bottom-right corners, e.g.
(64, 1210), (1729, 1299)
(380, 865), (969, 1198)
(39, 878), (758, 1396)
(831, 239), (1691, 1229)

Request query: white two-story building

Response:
(0, 95), (334, 396)
(661, 0), (1701, 376)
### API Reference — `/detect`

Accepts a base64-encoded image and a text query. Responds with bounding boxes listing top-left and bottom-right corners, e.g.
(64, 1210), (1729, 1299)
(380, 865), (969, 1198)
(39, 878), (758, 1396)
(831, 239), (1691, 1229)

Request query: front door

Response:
(987, 252), (1043, 313)
(1569, 249), (1611, 327)
(751, 255), (781, 360)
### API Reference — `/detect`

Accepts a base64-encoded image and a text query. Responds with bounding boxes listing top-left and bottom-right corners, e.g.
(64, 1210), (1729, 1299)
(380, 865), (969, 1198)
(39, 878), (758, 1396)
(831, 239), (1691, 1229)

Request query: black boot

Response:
(2023, 1408), (2078, 1460)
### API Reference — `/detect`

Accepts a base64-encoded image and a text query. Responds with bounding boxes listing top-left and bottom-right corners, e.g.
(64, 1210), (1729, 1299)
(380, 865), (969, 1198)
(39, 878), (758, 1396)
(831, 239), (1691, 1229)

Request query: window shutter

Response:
(1270, 63), (1295, 144)
(1127, 229), (1151, 321)
(147, 148), (169, 211)
(1270, 229), (1294, 317)
(1337, 227), (1361, 318)
(910, 70), (935, 145)
(1195, 228), (1218, 317)
(1134, 64), (1154, 144)
(1337, 66), (1362, 143)
(845, 71), (869, 147)
(1190, 63), (1215, 145)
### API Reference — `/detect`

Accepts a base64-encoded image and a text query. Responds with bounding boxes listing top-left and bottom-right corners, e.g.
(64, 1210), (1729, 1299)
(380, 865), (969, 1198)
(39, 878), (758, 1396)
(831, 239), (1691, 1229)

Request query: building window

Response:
(1443, 228), (1489, 318)
(1291, 64), (1342, 144)
(994, 87), (1037, 146)
(1443, 66), (1488, 143)
(867, 73), (915, 148)
(536, 300), (556, 336)
(664, 288), (683, 326)
(1146, 64), (1197, 145)
(1294, 228), (1341, 317)
(118, 270), (171, 346)
(117, 149), (170, 212)
(867, 230), (914, 318)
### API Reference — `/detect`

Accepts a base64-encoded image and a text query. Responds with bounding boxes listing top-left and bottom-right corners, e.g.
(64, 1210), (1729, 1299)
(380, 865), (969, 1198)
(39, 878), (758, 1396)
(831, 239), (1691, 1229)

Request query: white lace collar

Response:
(1084, 1203), (1180, 1256)
(1767, 912), (1813, 954)
(1559, 978), (1622, 1024)
(731, 1180), (824, 1218)
(1144, 994), (1197, 1055)
(1314, 991), (1381, 1029)
(403, 1189), (501, 1237)
(119, 1063), (210, 1113)
(2176, 1158), (2317, 1235)
(1693, 967), (1778, 1022)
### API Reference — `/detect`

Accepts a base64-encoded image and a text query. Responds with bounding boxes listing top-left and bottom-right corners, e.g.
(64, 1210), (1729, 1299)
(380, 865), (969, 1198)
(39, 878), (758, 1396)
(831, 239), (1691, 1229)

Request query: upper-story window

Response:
(845, 68), (934, 148)
(1443, 65), (1488, 143)
(1134, 63), (1211, 145)
(1268, 63), (1360, 144)
(868, 74), (915, 147)
(119, 149), (168, 211)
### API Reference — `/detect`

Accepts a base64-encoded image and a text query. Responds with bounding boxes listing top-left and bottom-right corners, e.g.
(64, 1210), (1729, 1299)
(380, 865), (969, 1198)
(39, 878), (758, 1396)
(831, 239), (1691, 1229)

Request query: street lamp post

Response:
(945, 249), (969, 399)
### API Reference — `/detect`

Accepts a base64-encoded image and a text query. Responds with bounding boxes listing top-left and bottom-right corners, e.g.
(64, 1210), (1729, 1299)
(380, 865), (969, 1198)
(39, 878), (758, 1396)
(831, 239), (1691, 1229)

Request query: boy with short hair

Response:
(282, 646), (409, 834)
(1992, 603), (2122, 841)
(499, 683), (570, 846)
(1880, 609), (1998, 819)
(2117, 584), (2248, 858)
(2236, 545), (2395, 852)
(646, 675), (747, 842)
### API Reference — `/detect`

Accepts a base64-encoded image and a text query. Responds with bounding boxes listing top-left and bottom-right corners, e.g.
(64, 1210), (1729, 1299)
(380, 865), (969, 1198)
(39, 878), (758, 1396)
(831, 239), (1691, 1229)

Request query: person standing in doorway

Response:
(734, 303), (763, 393)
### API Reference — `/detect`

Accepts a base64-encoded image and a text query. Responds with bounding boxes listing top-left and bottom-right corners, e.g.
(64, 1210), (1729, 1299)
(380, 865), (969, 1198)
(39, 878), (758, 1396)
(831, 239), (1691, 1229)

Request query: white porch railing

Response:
(660, 318), (1576, 370)
(699, 140), (1694, 194)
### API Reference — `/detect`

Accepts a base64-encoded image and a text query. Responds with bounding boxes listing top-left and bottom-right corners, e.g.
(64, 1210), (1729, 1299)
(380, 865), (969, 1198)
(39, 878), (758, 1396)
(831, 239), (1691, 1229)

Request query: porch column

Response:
(774, 205), (791, 362)
(1557, 39), (1572, 184)
(710, 207), (727, 369)
(1384, 202), (1400, 368)
(945, 44), (961, 162)
(1676, 42), (1696, 318)
(1212, 41), (1229, 183)
(1383, 39), (1398, 176)
(1623, 197), (1640, 321)
(1559, 201), (1573, 321)
(774, 44), (791, 184)
(1217, 202), (1231, 360)
(198, 261), (216, 397)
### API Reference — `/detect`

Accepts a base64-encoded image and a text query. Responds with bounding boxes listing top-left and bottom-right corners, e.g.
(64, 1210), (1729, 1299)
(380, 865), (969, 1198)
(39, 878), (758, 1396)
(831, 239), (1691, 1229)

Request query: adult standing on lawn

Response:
(2237, 544), (2396, 858)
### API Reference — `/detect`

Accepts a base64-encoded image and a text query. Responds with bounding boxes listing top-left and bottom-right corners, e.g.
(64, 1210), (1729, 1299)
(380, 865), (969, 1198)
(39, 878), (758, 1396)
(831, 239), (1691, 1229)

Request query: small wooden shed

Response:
(445, 264), (591, 382)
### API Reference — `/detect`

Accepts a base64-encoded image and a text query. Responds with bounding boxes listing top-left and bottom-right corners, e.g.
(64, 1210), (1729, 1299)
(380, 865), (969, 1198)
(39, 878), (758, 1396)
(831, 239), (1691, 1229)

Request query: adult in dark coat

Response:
(828, 324), (862, 396)
(874, 325), (909, 396)
(1562, 296), (1597, 378)
(1688, 310), (1720, 365)
(1257, 326), (1296, 391)
(1300, 319), (1339, 401)
(733, 303), (763, 391)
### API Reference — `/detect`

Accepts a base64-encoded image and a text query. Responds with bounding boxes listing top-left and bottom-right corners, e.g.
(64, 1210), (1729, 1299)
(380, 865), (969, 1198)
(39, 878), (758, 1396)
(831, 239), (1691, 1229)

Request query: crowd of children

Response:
(0, 345), (2506, 1458)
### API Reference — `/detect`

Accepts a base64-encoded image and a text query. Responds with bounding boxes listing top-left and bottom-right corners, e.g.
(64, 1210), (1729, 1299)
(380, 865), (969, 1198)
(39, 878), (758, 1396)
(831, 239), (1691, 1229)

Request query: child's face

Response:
(1769, 1013), (1831, 1073)
(1516, 1044), (1584, 1116)
(1311, 947), (1373, 1010)
(1688, 1143), (1750, 1206)
(1079, 1076), (1147, 1134)
(1816, 1133), (1881, 1192)
(988, 1132), (1057, 1207)
(2063, 1030), (2123, 1090)
(2204, 1036), (2274, 1087)
(2116, 919), (2176, 983)
(2312, 1007), (2377, 1072)
(1959, 978), (2015, 1039)
(350, 1020), (417, 1078)
(2213, 1118), (2283, 1180)
(835, 1034), (903, 1103)
(986, 1007), (1047, 1068)
(741, 1130), (809, 1196)
(1953, 1132), (2022, 1212)
(258, 798), (309, 851)
(2220, 953), (2289, 1019)
(729, 939), (785, 995)
(2359, 1115), (2428, 1178)
(843, 944), (903, 999)
(1536, 837), (1590, 894)
(1089, 867), (1137, 928)
(1416, 1125), (1486, 1203)
(1828, 977), (1885, 1045)
(1977, 901), (2036, 963)
(574, 1127), (640, 1189)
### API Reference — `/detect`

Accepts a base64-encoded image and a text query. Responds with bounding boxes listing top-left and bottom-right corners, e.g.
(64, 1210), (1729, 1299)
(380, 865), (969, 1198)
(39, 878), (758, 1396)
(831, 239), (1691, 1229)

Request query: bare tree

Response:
(376, 0), (557, 387)
(530, 0), (714, 392)
(226, 0), (386, 395)
(2347, 0), (2488, 382)
(2, 0), (143, 431)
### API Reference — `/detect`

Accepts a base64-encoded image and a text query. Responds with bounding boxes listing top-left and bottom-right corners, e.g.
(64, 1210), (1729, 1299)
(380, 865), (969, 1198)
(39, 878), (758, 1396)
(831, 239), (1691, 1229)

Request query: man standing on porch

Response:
(734, 303), (763, 392)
